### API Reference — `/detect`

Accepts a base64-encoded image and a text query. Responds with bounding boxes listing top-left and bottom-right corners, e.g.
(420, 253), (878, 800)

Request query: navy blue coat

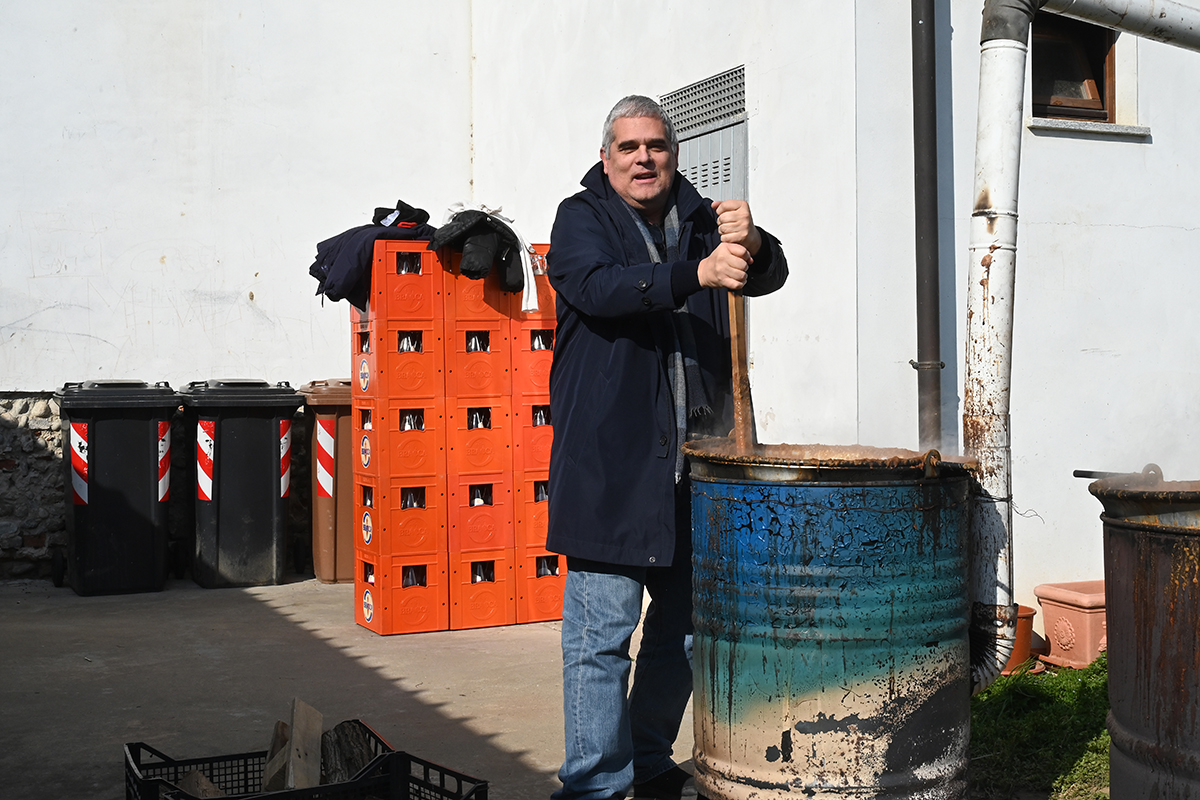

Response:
(545, 162), (788, 567)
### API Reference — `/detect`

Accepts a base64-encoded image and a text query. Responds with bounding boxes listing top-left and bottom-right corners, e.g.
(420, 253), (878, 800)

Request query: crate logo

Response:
(461, 281), (485, 310)
(362, 588), (374, 623)
(467, 512), (496, 545)
(398, 518), (429, 548)
(361, 510), (373, 545)
(69, 422), (89, 505)
(464, 435), (494, 467)
(394, 284), (425, 312)
(529, 429), (553, 468)
(358, 358), (370, 392)
(534, 583), (563, 614)
(196, 420), (216, 501)
(359, 434), (372, 468)
(279, 420), (292, 498)
(315, 418), (336, 498)
(396, 362), (426, 391)
(463, 360), (493, 390)
(395, 441), (427, 469)
(157, 421), (171, 502)
(470, 591), (498, 619)
(399, 595), (430, 625)
(530, 359), (552, 387)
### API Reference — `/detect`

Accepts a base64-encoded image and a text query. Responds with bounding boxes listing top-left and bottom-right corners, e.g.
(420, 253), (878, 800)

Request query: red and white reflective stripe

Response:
(315, 418), (335, 498)
(70, 422), (89, 505)
(280, 420), (292, 498)
(196, 420), (215, 501)
(157, 421), (171, 502)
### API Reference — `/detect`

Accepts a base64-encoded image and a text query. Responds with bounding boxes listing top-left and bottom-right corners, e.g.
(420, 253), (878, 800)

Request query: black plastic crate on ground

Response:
(125, 725), (487, 800)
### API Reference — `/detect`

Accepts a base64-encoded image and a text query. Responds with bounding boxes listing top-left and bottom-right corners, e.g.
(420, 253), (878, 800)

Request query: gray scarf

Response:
(620, 201), (713, 483)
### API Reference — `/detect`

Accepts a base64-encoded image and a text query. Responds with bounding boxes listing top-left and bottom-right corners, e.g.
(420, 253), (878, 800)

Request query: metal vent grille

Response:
(660, 66), (746, 138)
(682, 156), (733, 192)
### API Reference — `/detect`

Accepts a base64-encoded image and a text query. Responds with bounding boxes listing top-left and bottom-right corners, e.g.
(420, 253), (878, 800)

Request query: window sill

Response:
(1027, 117), (1151, 139)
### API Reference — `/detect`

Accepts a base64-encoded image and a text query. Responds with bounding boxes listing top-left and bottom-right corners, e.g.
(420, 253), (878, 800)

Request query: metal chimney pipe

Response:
(965, 0), (1042, 694)
(1042, 0), (1200, 49)
(912, 0), (944, 451)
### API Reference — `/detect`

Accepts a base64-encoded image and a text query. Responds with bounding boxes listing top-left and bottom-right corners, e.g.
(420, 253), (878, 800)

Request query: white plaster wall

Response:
(469, 0), (860, 447)
(943, 7), (1200, 615)
(1009, 36), (1200, 607)
(0, 2), (472, 391)
(855, 3), (922, 450)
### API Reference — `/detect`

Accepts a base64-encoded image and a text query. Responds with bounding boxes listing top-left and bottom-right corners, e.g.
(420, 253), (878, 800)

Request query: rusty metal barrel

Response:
(1089, 466), (1200, 798)
(683, 440), (972, 799)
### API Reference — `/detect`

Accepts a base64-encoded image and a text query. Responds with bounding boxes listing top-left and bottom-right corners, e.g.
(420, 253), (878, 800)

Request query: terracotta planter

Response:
(1001, 605), (1038, 675)
(1034, 579), (1107, 669)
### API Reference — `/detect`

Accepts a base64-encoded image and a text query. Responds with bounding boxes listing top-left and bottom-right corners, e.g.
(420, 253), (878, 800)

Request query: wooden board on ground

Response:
(287, 697), (324, 789)
(178, 769), (225, 798)
(262, 719), (291, 792)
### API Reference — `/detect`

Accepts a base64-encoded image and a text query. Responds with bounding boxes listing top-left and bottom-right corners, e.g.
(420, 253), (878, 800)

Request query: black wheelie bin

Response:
(56, 380), (181, 595)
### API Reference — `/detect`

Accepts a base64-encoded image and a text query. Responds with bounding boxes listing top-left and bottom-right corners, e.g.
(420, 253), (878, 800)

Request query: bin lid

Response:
(180, 379), (302, 408)
(56, 380), (181, 409)
(298, 378), (353, 405)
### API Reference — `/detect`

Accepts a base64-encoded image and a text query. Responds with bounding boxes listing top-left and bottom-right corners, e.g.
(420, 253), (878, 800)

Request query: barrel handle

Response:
(923, 449), (941, 479)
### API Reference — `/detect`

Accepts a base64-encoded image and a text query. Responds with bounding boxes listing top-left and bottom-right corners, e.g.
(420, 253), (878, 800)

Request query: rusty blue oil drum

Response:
(683, 440), (972, 799)
(1089, 467), (1200, 798)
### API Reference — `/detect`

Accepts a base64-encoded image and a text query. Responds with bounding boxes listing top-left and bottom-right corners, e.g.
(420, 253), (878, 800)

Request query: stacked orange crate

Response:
(443, 251), (517, 630)
(352, 242), (449, 635)
(510, 246), (566, 623)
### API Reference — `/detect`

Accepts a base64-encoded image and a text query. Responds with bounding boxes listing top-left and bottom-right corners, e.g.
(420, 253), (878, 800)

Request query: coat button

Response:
(649, 556), (656, 563)
(642, 297), (651, 306)
(637, 280), (648, 290)
(659, 435), (668, 446)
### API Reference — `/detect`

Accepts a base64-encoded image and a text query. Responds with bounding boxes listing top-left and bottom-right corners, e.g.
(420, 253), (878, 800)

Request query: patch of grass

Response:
(969, 653), (1109, 799)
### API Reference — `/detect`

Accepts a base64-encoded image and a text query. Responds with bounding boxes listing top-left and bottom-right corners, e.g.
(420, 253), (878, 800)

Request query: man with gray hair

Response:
(545, 95), (788, 800)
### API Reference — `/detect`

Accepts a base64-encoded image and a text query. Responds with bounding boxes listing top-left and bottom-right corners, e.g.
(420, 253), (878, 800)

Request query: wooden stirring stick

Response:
(729, 292), (754, 453)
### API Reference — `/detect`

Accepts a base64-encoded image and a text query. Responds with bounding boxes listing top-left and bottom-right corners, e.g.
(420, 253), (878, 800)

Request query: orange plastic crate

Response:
(355, 550), (449, 635)
(510, 320), (554, 398)
(352, 320), (444, 401)
(386, 476), (449, 556)
(443, 318), (512, 399)
(446, 396), (513, 476)
(442, 250), (509, 321)
(447, 470), (515, 552)
(352, 397), (446, 480)
(370, 242), (443, 322)
(449, 548), (516, 630)
(512, 398), (553, 475)
(516, 546), (566, 624)
(514, 471), (550, 551)
(355, 474), (448, 558)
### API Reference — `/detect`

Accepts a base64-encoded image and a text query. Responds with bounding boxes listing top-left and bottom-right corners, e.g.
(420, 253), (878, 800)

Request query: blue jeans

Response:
(554, 556), (694, 800)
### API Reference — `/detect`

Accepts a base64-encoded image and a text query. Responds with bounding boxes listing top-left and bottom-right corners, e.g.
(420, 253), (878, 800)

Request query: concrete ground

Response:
(0, 577), (693, 800)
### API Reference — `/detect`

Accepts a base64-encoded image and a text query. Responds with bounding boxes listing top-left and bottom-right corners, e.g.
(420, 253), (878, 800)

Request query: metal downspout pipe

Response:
(966, 0), (1200, 694)
(965, 0), (1043, 694)
(912, 0), (944, 451)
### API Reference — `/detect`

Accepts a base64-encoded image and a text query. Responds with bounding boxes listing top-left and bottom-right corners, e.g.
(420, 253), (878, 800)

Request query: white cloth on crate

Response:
(442, 202), (539, 313)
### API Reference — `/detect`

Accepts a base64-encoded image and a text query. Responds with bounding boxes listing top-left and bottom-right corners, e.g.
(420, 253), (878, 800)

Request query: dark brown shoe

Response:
(632, 766), (695, 800)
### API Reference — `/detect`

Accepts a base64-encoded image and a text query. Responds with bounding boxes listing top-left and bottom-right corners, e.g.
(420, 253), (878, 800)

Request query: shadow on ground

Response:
(0, 577), (567, 800)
